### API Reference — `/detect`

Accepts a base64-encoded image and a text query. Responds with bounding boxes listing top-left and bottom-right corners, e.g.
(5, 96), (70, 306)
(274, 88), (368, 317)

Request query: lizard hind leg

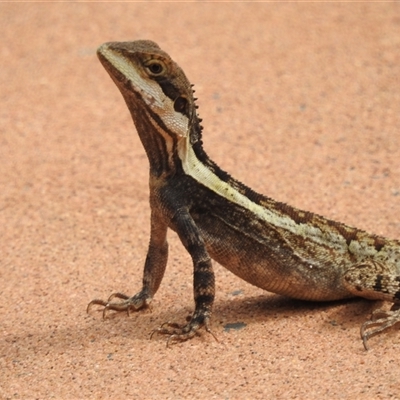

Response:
(361, 304), (400, 350)
(343, 262), (400, 349)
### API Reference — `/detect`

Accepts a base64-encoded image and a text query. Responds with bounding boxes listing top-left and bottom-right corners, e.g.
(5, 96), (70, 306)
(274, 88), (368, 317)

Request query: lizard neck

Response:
(127, 93), (205, 178)
(124, 95), (181, 177)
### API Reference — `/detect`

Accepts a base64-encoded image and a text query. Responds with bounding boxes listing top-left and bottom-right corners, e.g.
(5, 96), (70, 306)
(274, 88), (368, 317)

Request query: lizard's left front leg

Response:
(152, 208), (216, 345)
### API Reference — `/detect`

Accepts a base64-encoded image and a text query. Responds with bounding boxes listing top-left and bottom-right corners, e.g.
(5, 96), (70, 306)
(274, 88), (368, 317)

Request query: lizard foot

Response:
(361, 306), (400, 350)
(87, 292), (149, 318)
(150, 314), (218, 347)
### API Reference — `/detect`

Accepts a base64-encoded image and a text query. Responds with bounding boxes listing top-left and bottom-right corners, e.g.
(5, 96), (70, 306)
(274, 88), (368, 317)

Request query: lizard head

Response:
(97, 40), (203, 175)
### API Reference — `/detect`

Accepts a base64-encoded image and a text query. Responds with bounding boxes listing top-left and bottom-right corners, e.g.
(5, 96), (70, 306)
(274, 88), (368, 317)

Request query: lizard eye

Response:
(174, 96), (188, 114)
(146, 60), (165, 76)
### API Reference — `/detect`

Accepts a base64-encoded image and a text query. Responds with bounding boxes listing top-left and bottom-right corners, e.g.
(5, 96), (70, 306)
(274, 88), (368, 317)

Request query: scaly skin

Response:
(88, 40), (400, 349)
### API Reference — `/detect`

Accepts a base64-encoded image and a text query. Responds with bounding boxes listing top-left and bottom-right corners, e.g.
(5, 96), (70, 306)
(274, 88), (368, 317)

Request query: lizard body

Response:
(88, 40), (400, 349)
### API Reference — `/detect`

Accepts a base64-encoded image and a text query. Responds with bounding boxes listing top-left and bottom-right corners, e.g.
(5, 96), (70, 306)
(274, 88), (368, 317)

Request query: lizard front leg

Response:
(152, 207), (216, 345)
(87, 211), (169, 318)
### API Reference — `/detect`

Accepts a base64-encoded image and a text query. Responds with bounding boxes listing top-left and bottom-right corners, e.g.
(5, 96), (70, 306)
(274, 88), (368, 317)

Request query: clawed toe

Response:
(150, 321), (198, 346)
(87, 297), (130, 318)
(87, 292), (146, 318)
(370, 308), (392, 321)
(361, 308), (400, 350)
(107, 292), (130, 302)
(150, 319), (218, 347)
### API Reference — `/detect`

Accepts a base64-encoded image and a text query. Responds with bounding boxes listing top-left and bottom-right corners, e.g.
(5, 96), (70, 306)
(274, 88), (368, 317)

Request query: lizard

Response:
(87, 40), (400, 349)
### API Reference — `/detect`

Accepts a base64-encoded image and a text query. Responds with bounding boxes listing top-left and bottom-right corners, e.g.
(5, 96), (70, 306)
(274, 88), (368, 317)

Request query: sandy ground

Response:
(1, 3), (400, 399)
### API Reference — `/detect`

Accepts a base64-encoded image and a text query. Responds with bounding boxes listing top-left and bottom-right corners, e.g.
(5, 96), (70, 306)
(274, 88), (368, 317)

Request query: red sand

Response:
(1, 3), (400, 399)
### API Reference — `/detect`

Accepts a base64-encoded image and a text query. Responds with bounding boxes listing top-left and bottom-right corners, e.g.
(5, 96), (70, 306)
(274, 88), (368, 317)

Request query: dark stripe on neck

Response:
(191, 139), (276, 209)
(134, 104), (183, 176)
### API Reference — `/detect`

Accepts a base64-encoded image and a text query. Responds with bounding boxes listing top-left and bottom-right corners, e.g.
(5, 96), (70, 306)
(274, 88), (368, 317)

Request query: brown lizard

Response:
(88, 40), (400, 349)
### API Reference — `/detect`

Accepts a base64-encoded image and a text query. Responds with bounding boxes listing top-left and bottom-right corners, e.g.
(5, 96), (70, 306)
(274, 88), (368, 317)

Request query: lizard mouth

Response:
(97, 51), (131, 89)
(97, 47), (156, 107)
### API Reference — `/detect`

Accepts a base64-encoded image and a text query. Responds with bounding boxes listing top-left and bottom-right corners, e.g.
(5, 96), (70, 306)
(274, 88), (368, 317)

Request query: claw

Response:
(86, 299), (108, 315)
